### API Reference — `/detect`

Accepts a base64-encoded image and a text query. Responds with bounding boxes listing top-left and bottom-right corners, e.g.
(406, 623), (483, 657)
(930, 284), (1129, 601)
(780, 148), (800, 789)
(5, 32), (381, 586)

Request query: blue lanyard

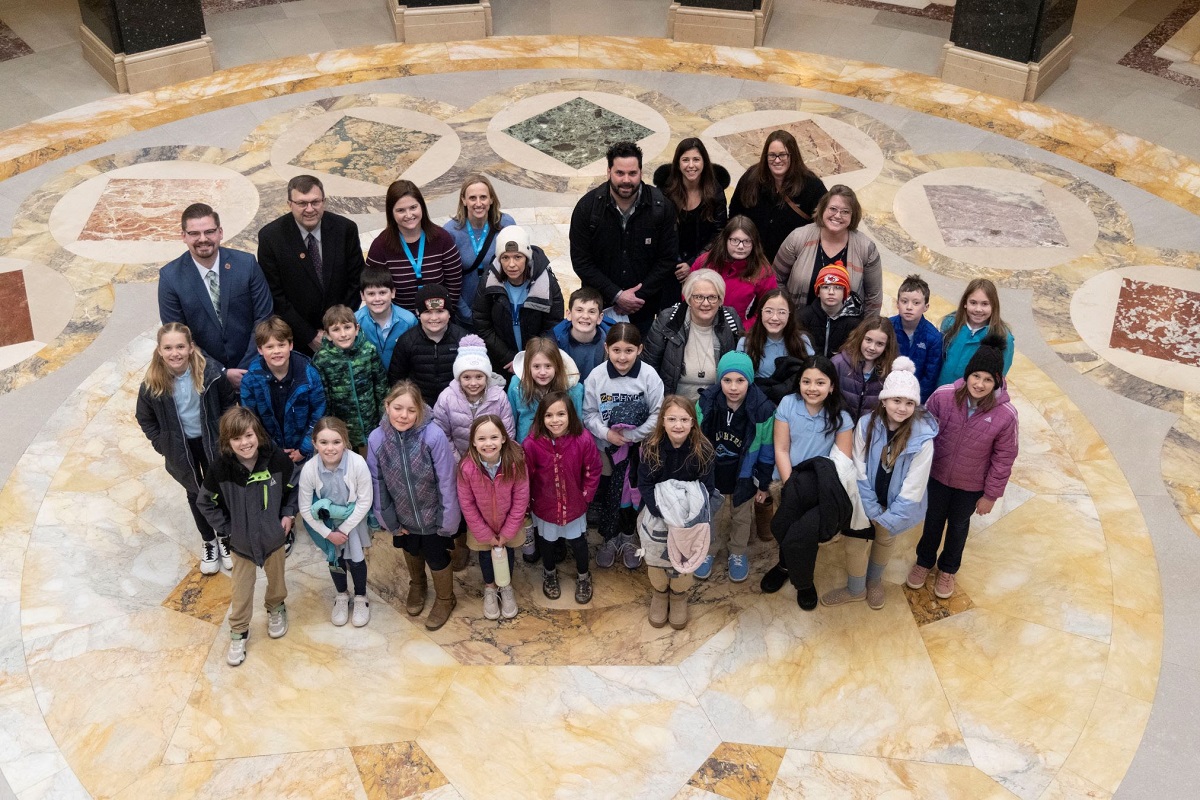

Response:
(400, 231), (426, 281)
(466, 222), (490, 257)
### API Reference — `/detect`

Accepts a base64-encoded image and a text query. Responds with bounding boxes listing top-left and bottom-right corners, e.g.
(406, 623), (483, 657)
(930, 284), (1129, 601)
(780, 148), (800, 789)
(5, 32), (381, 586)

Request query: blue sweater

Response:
(890, 315), (943, 403)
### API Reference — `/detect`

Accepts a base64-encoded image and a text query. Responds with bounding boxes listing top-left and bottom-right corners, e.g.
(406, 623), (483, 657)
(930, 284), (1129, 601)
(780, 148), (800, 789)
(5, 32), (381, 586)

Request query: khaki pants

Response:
(710, 493), (753, 557)
(648, 566), (694, 593)
(844, 530), (895, 580)
(229, 548), (287, 636)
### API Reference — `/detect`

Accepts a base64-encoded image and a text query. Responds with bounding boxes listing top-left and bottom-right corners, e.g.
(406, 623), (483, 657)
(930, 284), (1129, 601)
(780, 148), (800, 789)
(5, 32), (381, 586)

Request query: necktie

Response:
(205, 269), (221, 324)
(307, 233), (325, 290)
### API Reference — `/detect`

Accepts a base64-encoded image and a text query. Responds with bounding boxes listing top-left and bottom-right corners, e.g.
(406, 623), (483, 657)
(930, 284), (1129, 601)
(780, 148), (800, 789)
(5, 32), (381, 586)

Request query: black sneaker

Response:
(542, 569), (561, 600)
(760, 562), (789, 594)
(575, 573), (593, 604)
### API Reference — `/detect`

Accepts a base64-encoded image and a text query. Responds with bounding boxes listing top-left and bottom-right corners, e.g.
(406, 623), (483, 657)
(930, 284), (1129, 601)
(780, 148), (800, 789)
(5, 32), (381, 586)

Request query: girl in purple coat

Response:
(432, 334), (516, 457)
(523, 391), (602, 604)
(832, 316), (897, 424)
(907, 335), (1018, 600)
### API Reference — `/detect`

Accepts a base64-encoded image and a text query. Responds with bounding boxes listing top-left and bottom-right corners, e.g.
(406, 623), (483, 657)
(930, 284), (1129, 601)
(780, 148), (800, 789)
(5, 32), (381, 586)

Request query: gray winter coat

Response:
(642, 303), (743, 396)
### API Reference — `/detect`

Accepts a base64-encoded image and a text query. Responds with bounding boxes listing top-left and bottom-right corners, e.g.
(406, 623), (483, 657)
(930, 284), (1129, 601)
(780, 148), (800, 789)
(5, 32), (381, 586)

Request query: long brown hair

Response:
(736, 129), (817, 208)
(863, 401), (925, 471)
(953, 378), (998, 413)
(839, 316), (897, 378)
(383, 179), (436, 250)
(144, 323), (206, 398)
(529, 390), (584, 440)
(217, 407), (270, 458)
(452, 173), (503, 228)
(640, 395), (714, 474)
(706, 215), (768, 284)
(661, 137), (721, 223)
(518, 337), (568, 406)
(460, 415), (527, 482)
(941, 278), (1011, 351)
(743, 289), (810, 369)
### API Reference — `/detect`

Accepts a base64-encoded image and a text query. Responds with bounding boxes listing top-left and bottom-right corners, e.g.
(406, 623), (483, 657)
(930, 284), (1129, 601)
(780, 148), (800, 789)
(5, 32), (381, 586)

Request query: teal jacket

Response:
(936, 315), (1014, 387)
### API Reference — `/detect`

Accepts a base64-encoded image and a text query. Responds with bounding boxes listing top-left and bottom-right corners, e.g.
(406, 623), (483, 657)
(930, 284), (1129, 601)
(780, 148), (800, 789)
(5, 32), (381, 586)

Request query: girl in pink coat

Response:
(456, 415), (530, 620)
(522, 391), (602, 605)
(907, 335), (1018, 601)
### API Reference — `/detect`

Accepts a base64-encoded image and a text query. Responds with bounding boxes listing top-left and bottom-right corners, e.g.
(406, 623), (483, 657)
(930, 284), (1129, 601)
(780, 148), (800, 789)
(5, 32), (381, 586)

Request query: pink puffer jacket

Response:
(456, 457), (529, 545)
(432, 380), (516, 457)
(522, 431), (602, 525)
(925, 380), (1018, 500)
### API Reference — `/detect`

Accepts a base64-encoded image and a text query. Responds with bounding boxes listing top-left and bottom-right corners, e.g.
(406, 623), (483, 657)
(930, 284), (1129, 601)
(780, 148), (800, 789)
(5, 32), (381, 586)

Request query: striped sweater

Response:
(365, 225), (463, 315)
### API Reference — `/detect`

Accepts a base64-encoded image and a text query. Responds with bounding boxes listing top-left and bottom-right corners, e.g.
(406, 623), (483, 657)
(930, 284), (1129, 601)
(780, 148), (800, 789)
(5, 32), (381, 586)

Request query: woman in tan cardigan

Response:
(771, 185), (882, 318)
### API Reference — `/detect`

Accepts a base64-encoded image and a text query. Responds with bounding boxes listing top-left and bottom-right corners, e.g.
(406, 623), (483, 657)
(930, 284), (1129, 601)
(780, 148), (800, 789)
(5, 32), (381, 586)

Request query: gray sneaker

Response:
(499, 585), (518, 619)
(226, 635), (246, 666)
(482, 586), (500, 620)
(267, 605), (288, 638)
(618, 532), (642, 569)
(596, 537), (619, 569)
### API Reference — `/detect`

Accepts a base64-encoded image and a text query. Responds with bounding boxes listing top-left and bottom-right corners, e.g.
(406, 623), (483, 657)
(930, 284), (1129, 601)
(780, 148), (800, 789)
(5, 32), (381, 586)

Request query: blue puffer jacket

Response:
(853, 411), (938, 536)
(240, 351), (327, 458)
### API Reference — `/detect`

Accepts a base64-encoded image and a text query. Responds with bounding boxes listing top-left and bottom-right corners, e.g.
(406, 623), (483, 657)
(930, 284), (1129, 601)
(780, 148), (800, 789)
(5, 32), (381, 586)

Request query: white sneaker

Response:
(499, 585), (518, 619)
(331, 593), (350, 626)
(226, 636), (246, 666)
(217, 538), (233, 571)
(351, 597), (370, 627)
(482, 586), (500, 620)
(267, 605), (288, 638)
(200, 541), (219, 575)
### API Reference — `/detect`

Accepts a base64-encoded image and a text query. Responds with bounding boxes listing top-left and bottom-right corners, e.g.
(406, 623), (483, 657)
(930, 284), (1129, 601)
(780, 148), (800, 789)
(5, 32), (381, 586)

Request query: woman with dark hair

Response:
(690, 215), (777, 330)
(653, 138), (730, 301)
(773, 184), (883, 318)
(366, 179), (463, 314)
(729, 130), (827, 262)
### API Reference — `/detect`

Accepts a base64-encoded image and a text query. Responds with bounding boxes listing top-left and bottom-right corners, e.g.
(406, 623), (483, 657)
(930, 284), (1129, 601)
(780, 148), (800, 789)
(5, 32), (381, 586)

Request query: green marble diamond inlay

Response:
(503, 97), (653, 170)
(290, 116), (439, 185)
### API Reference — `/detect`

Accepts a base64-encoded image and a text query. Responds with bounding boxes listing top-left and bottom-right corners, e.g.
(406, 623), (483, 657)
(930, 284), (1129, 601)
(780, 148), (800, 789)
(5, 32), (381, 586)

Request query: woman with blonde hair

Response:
(446, 174), (515, 329)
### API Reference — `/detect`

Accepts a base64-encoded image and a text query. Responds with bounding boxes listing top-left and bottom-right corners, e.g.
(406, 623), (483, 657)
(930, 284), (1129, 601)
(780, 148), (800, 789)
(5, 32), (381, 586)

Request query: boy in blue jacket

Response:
(889, 274), (942, 403)
(354, 265), (417, 373)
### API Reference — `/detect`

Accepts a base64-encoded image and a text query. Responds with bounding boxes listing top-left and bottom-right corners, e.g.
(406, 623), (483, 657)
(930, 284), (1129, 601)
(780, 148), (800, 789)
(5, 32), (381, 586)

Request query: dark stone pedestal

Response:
(78, 0), (215, 93)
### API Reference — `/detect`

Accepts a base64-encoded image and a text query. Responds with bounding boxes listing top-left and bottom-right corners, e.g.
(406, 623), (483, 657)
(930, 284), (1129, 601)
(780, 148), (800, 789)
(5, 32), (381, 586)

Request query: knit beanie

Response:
(414, 283), (449, 315)
(963, 333), (1007, 385)
(453, 334), (492, 379)
(878, 356), (921, 404)
(717, 351), (754, 384)
(495, 225), (532, 265)
(814, 263), (851, 296)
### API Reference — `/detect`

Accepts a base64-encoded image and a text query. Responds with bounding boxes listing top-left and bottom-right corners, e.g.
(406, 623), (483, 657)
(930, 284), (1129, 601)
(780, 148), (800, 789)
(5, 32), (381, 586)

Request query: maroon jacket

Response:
(522, 431), (602, 526)
(925, 380), (1018, 500)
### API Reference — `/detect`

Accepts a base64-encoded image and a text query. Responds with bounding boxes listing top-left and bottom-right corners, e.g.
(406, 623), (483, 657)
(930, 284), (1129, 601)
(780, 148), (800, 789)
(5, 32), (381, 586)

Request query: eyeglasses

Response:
(184, 228), (219, 238)
(825, 207), (852, 218)
(727, 237), (752, 247)
(690, 294), (720, 305)
(290, 199), (325, 209)
(766, 153), (789, 162)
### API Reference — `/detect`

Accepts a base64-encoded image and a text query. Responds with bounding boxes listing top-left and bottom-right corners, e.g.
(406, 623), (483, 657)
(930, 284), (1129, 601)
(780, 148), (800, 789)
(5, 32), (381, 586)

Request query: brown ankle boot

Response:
(668, 589), (689, 630)
(402, 552), (427, 616)
(425, 566), (457, 631)
(755, 496), (776, 542)
(450, 533), (470, 572)
(648, 589), (669, 628)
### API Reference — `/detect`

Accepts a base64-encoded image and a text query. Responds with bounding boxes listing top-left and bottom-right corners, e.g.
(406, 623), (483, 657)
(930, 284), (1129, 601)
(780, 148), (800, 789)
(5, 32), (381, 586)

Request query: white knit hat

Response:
(494, 225), (532, 267)
(878, 356), (921, 404)
(453, 334), (492, 379)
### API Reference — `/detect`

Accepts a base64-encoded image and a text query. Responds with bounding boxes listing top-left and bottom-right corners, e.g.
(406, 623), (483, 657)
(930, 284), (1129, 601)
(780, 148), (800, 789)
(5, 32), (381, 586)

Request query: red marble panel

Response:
(78, 178), (229, 242)
(0, 270), (35, 347)
(1110, 277), (1200, 367)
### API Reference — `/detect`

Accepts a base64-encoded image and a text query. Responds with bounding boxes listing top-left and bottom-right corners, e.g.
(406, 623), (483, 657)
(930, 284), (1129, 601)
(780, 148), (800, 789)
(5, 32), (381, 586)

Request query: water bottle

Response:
(491, 546), (511, 588)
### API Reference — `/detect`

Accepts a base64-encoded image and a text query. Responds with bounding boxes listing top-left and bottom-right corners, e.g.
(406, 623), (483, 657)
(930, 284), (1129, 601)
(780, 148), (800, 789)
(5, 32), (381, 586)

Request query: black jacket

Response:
(799, 293), (864, 358)
(257, 211), (365, 355)
(198, 446), (297, 566)
(388, 322), (468, 407)
(729, 171), (827, 262)
(569, 181), (679, 329)
(756, 355), (805, 406)
(135, 360), (237, 495)
(773, 455), (850, 545)
(472, 244), (564, 373)
(642, 303), (743, 396)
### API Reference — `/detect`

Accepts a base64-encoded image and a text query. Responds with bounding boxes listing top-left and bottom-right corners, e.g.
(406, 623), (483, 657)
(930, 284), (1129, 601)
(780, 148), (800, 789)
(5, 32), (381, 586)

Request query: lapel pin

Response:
(299, 252), (306, 259)
(224, 263), (231, 269)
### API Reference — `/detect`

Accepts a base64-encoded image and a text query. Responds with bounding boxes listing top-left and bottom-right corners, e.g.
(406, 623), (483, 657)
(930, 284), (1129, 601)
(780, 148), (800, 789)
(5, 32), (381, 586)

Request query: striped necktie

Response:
(205, 269), (221, 324)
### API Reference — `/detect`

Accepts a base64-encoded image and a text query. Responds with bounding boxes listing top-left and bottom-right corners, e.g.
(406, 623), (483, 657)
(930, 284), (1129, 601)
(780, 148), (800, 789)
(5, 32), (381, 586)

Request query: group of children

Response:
(137, 259), (1019, 663)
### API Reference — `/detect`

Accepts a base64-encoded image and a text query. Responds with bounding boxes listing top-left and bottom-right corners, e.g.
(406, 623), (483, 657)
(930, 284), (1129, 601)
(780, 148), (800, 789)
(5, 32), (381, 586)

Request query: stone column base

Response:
(80, 24), (215, 94)
(668, 1), (774, 49)
(387, 2), (493, 44)
(937, 34), (1074, 102)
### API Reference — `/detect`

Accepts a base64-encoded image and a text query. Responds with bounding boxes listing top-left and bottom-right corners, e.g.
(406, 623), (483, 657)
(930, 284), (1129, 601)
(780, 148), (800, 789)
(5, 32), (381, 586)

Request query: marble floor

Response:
(0, 20), (1197, 800)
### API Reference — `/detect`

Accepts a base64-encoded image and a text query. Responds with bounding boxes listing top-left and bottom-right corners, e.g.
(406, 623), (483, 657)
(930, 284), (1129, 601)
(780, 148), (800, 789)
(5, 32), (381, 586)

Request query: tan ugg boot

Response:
(425, 566), (457, 631)
(649, 590), (669, 628)
(402, 552), (427, 616)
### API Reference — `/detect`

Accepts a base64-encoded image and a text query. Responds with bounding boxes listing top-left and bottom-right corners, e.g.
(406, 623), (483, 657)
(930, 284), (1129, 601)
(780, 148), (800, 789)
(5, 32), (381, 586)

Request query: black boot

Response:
(760, 561), (789, 594)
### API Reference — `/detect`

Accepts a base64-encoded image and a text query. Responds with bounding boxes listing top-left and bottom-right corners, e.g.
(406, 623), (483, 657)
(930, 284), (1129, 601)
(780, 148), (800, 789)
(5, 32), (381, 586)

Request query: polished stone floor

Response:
(0, 15), (1197, 800)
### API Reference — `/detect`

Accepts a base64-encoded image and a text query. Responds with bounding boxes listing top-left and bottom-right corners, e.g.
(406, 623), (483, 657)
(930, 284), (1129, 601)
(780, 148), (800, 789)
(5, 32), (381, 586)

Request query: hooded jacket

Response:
(311, 331), (389, 449)
(432, 378), (516, 456)
(355, 303), (418, 372)
(456, 457), (530, 546)
(936, 315), (1015, 387)
(367, 417), (461, 537)
(473, 244), (564, 373)
(799, 292), (864, 358)
(522, 430), (603, 525)
(832, 351), (884, 423)
(696, 380), (776, 507)
(197, 446), (297, 567)
(239, 351), (327, 458)
(854, 412), (939, 536)
(642, 303), (743, 396)
(136, 359), (236, 495)
(925, 380), (1019, 499)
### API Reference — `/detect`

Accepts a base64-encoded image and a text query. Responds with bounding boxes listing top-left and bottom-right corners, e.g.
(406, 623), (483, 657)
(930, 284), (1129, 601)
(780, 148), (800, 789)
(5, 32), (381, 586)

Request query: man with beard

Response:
(570, 141), (678, 333)
(158, 203), (273, 389)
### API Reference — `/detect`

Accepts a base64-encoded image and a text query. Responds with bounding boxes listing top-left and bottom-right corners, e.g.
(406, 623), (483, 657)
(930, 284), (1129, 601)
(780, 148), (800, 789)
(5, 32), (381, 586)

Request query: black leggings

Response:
(597, 448), (638, 540)
(395, 532), (453, 571)
(774, 470), (822, 592)
(543, 535), (590, 574)
(330, 557), (368, 596)
(184, 437), (215, 542)
(479, 547), (515, 585)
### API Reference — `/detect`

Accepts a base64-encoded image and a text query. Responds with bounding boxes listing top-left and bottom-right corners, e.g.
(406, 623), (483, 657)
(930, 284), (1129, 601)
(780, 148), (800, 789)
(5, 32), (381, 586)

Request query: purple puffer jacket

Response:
(522, 431), (603, 526)
(432, 380), (516, 457)
(832, 351), (884, 423)
(925, 380), (1019, 500)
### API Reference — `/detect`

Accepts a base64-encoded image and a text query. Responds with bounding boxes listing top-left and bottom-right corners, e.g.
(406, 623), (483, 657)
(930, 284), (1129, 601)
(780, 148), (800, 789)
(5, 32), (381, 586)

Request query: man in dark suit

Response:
(158, 203), (274, 390)
(257, 175), (365, 356)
